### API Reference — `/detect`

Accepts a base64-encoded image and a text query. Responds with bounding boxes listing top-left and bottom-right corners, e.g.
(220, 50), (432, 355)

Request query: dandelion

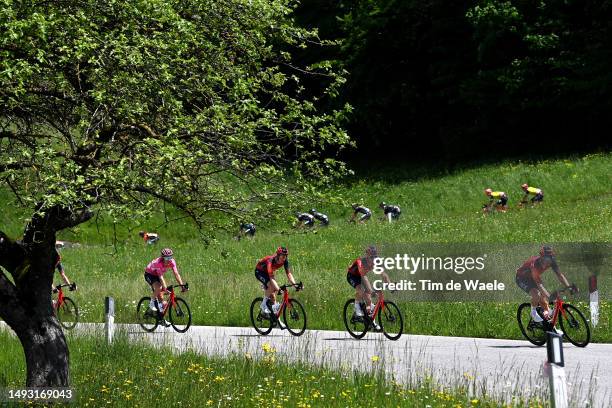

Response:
(262, 343), (276, 353)
(471, 398), (479, 404)
(214, 375), (226, 382)
(371, 355), (380, 362)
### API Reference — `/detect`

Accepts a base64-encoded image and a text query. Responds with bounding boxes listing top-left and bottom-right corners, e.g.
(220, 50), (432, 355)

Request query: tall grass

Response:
(0, 329), (550, 407)
(1, 154), (611, 339)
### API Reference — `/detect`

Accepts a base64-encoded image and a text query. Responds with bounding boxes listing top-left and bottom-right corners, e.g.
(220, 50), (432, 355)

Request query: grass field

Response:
(1, 153), (611, 340)
(0, 329), (547, 407)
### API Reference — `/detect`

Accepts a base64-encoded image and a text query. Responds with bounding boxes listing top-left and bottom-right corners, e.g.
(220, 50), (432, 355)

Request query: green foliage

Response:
(0, 0), (351, 232)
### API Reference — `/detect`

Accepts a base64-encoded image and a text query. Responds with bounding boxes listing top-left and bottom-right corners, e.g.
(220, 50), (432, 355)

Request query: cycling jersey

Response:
(347, 257), (372, 277)
(516, 255), (560, 285)
(256, 255), (290, 277)
(145, 257), (178, 277)
(354, 206), (371, 215)
(297, 213), (315, 225)
(383, 204), (400, 215)
(526, 187), (542, 195)
(312, 211), (329, 225)
(489, 192), (506, 199)
(55, 251), (64, 274)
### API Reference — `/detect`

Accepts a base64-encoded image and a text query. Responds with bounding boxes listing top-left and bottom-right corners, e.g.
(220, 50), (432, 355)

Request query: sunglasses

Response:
(163, 256), (173, 261)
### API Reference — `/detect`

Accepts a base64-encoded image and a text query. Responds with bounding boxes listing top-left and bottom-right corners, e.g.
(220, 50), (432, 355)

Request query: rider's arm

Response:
(551, 262), (571, 288)
(59, 269), (71, 286)
(531, 269), (550, 298)
(380, 271), (391, 284)
(170, 261), (184, 286)
(284, 260), (296, 286)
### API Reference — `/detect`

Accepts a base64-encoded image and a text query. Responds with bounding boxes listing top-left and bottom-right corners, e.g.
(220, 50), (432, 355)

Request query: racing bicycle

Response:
(250, 282), (306, 336)
(137, 283), (192, 333)
(517, 287), (590, 347)
(53, 283), (78, 330)
(343, 290), (403, 340)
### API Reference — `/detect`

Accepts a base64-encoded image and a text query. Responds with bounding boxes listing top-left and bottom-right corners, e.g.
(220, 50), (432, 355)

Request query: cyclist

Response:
(379, 202), (401, 222)
(516, 245), (577, 324)
(350, 203), (372, 223)
(347, 246), (391, 330)
(139, 230), (160, 245)
(295, 212), (315, 228)
(144, 248), (188, 324)
(237, 222), (256, 240)
(255, 246), (301, 328)
(520, 183), (544, 205)
(484, 188), (508, 212)
(309, 209), (329, 226)
(52, 249), (76, 302)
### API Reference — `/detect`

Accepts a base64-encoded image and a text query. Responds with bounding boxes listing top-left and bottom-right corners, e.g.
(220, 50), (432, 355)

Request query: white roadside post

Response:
(105, 297), (115, 344)
(545, 331), (568, 408)
(589, 275), (599, 327)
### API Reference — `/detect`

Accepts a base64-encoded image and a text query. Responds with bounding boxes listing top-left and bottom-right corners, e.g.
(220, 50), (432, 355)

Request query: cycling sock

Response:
(531, 307), (543, 322)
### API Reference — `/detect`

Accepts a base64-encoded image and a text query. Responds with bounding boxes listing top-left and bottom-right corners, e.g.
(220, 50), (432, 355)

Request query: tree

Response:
(0, 0), (350, 386)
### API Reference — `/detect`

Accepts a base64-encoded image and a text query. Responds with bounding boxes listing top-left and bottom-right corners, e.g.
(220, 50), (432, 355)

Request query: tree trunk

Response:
(1, 229), (70, 387)
(16, 316), (70, 387)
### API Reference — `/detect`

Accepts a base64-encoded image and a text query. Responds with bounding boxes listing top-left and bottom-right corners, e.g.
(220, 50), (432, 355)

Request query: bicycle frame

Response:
(548, 292), (568, 327)
(55, 287), (65, 309)
(158, 287), (178, 317)
(369, 291), (385, 320)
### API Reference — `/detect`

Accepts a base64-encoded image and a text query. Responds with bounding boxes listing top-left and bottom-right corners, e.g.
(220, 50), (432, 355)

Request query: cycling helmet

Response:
(351, 203), (358, 209)
(276, 246), (288, 256)
(138, 231), (145, 237)
(521, 183), (529, 190)
(539, 245), (555, 257)
(484, 188), (493, 196)
(161, 248), (173, 257)
(365, 245), (378, 258)
(379, 201), (386, 208)
(309, 208), (317, 214)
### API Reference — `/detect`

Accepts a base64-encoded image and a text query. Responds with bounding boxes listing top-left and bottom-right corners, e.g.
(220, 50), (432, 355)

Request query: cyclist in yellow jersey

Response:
(484, 188), (508, 211)
(520, 183), (544, 204)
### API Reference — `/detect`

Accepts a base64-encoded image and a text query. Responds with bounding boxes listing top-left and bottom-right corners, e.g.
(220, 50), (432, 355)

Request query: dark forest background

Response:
(293, 0), (612, 163)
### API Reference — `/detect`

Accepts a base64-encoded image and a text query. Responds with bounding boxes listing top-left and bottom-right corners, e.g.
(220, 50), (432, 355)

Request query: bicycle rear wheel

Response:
(283, 299), (307, 336)
(250, 297), (273, 335)
(517, 303), (546, 346)
(343, 299), (367, 339)
(169, 297), (192, 333)
(57, 297), (79, 330)
(137, 297), (159, 332)
(559, 304), (590, 347)
(378, 301), (403, 341)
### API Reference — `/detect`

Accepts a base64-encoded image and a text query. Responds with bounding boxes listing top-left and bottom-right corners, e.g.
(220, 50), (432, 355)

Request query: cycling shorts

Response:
(516, 275), (537, 293)
(359, 212), (371, 222)
(531, 193), (544, 202)
(497, 196), (508, 206)
(347, 272), (362, 288)
(144, 272), (161, 286)
(255, 269), (271, 289)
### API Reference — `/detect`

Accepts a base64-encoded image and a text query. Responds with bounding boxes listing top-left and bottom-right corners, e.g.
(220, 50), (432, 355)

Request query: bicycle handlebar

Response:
(165, 283), (189, 292)
(278, 282), (303, 294)
(54, 283), (77, 291)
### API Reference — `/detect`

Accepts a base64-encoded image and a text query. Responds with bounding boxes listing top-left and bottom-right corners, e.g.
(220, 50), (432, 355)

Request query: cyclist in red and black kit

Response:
(52, 249), (76, 291)
(347, 246), (391, 329)
(255, 247), (302, 326)
(516, 245), (577, 323)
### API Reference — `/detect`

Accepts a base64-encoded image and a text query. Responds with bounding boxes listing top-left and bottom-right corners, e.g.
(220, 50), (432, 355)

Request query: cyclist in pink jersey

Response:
(144, 248), (187, 318)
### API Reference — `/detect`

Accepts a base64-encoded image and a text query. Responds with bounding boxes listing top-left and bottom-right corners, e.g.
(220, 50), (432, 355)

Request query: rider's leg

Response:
(529, 288), (544, 322)
(266, 278), (280, 313)
(361, 276), (374, 314)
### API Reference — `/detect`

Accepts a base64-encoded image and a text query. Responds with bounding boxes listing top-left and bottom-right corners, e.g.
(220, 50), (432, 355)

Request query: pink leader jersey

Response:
(145, 257), (178, 277)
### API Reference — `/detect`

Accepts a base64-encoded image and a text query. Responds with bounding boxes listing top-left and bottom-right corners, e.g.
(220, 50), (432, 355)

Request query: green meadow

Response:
(1, 153), (611, 340)
(0, 330), (546, 407)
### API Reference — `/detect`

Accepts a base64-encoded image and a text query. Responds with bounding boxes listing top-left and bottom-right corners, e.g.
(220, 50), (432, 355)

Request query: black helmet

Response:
(310, 208), (316, 214)
(379, 202), (386, 208)
(540, 245), (555, 257)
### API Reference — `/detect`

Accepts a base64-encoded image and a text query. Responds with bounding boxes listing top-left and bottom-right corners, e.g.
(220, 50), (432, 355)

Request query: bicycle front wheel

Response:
(250, 297), (273, 335)
(137, 297), (159, 332)
(378, 301), (403, 340)
(517, 303), (546, 346)
(169, 297), (192, 333)
(57, 297), (79, 330)
(343, 299), (367, 339)
(559, 304), (590, 347)
(283, 299), (307, 336)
